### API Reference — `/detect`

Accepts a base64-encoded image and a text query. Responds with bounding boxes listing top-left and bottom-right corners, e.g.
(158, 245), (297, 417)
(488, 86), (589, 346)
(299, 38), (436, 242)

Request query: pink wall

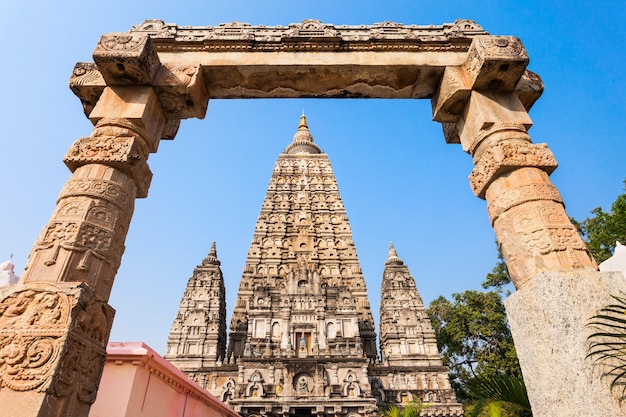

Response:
(89, 342), (240, 417)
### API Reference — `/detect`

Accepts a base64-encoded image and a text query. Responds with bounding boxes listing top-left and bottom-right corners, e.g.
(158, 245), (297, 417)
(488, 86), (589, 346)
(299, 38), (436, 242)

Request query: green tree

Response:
(578, 181), (626, 263)
(482, 247), (511, 290)
(426, 290), (521, 401)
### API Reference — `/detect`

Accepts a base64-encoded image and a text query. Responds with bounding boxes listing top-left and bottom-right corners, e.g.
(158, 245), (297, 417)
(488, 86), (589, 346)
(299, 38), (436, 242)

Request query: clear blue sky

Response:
(1, 1), (624, 354)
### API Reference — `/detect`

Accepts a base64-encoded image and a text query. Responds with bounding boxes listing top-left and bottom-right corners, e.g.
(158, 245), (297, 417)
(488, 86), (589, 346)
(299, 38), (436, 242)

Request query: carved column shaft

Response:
(458, 90), (596, 288)
(1, 86), (165, 417)
(21, 86), (164, 301)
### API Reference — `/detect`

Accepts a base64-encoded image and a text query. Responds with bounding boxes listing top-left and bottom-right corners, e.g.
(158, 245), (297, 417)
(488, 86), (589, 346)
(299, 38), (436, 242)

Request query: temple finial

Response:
(298, 112), (308, 130)
(385, 241), (403, 265)
(203, 241), (221, 266)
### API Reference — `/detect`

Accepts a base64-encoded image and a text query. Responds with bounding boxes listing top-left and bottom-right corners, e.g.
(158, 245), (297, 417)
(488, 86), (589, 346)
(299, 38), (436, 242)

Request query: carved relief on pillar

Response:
(487, 181), (563, 225)
(469, 141), (558, 199)
(0, 285), (113, 404)
(64, 135), (152, 197)
(22, 167), (136, 300)
(494, 197), (596, 288)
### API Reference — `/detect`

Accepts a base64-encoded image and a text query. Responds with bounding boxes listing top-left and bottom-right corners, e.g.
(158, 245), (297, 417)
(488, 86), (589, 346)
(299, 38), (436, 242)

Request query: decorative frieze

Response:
(469, 141), (558, 198)
(128, 19), (488, 52)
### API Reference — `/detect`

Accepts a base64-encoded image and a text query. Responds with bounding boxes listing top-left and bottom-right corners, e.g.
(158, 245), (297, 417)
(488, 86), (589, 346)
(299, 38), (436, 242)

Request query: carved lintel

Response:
(431, 66), (471, 123)
(469, 142), (558, 198)
(69, 62), (106, 117)
(63, 136), (152, 198)
(153, 64), (209, 120)
(462, 36), (529, 91)
(515, 70), (544, 112)
(93, 32), (161, 86)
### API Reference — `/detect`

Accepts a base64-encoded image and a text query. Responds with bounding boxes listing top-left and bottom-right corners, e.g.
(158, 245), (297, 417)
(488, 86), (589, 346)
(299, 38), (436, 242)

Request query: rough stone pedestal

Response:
(506, 270), (626, 417)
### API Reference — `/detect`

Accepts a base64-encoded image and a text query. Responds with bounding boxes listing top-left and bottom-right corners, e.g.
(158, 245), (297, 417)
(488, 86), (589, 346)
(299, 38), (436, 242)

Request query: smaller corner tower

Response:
(165, 242), (227, 380)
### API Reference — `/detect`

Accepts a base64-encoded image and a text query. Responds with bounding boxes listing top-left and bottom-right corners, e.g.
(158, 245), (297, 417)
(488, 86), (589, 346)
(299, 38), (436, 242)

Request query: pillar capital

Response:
(88, 86), (165, 152)
(459, 91), (533, 159)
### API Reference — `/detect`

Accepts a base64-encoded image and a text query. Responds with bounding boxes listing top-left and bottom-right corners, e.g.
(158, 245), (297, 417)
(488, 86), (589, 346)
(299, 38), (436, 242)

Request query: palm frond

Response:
(467, 374), (531, 417)
(587, 292), (626, 397)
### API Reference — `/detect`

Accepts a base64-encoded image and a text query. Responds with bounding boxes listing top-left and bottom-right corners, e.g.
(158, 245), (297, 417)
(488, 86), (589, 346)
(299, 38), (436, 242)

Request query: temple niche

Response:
(165, 115), (462, 417)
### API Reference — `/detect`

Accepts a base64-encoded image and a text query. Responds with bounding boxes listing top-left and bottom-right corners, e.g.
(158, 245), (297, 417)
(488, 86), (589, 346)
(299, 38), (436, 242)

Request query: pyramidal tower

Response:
(166, 116), (462, 417)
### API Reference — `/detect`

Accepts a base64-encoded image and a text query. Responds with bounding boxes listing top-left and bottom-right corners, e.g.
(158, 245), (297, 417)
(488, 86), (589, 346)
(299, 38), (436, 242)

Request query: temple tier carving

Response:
(165, 116), (462, 417)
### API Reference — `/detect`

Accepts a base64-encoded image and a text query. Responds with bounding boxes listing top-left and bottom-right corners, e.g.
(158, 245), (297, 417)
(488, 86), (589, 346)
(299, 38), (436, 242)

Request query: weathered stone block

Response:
(93, 32), (161, 86)
(506, 271), (626, 417)
(459, 91), (532, 154)
(463, 35), (529, 91)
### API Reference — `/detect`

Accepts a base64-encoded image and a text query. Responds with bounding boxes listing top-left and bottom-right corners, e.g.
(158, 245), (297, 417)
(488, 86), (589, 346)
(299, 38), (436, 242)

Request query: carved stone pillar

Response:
(433, 36), (624, 417)
(0, 32), (169, 416)
(461, 90), (596, 288)
(432, 36), (596, 289)
(0, 85), (165, 416)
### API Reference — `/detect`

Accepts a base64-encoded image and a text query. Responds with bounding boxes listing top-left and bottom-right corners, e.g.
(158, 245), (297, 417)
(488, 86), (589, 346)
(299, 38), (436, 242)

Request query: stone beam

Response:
(70, 19), (489, 103)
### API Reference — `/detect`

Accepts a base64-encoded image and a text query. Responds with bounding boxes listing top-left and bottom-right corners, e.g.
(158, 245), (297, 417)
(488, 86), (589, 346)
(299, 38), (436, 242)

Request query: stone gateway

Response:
(1, 18), (624, 417)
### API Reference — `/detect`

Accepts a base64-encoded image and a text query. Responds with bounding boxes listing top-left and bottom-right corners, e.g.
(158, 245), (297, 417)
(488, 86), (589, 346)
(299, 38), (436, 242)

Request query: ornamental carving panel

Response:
(469, 142), (558, 198)
(69, 62), (106, 117)
(63, 136), (152, 197)
(487, 182), (563, 224)
(153, 64), (208, 119)
(494, 200), (596, 288)
(0, 286), (113, 403)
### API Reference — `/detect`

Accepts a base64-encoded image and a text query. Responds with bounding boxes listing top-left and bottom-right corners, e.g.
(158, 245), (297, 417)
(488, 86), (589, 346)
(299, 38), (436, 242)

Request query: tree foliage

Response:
(381, 399), (428, 417)
(578, 181), (626, 263)
(426, 290), (521, 401)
